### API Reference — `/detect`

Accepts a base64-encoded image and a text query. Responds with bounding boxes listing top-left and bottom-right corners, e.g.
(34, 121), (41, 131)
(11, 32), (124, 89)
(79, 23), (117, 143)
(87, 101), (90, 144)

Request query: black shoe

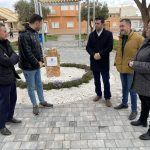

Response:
(139, 129), (150, 140)
(128, 112), (138, 120)
(33, 105), (39, 115)
(114, 103), (128, 110)
(7, 118), (22, 124)
(40, 101), (53, 108)
(0, 127), (11, 136)
(131, 120), (147, 127)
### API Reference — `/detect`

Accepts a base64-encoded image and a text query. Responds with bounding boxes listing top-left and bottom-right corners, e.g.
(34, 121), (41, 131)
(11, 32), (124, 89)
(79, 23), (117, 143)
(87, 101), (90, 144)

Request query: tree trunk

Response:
(134, 0), (150, 36)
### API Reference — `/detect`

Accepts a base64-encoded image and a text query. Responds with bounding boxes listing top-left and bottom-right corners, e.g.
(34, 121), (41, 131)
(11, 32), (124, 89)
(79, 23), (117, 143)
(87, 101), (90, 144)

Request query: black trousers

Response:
(0, 83), (17, 129)
(139, 95), (150, 124)
(93, 70), (111, 100)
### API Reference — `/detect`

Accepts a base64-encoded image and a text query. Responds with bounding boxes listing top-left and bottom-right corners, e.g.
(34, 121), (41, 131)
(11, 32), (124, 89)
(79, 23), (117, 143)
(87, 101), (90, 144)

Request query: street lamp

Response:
(93, 0), (95, 30)
(33, 0), (46, 50)
(34, 0), (39, 14)
(87, 0), (90, 35)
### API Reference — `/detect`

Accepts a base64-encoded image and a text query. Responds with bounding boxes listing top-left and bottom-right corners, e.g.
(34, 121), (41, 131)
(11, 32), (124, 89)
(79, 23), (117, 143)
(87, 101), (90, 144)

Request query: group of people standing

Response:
(86, 17), (150, 140)
(0, 14), (53, 136)
(0, 13), (150, 141)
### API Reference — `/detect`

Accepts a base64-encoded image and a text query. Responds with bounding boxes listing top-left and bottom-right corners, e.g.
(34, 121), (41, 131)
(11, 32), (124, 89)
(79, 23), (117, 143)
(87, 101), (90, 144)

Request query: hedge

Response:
(16, 63), (93, 90)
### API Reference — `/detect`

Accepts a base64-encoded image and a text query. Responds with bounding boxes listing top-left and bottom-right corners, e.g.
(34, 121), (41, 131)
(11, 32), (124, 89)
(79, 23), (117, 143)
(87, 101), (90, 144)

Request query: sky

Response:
(0, 0), (149, 11)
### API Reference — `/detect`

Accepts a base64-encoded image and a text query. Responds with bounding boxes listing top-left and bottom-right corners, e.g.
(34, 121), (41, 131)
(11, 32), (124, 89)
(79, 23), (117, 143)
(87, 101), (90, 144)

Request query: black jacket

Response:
(0, 40), (20, 85)
(18, 26), (43, 70)
(86, 29), (113, 72)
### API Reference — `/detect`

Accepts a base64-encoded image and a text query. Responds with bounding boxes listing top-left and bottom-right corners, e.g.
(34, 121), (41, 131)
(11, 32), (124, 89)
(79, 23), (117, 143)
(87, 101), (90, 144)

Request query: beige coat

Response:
(115, 31), (144, 73)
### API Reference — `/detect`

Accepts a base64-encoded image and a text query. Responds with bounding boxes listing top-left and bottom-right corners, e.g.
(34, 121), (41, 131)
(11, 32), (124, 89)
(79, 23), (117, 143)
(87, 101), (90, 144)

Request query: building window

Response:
(48, 6), (53, 11)
(67, 22), (74, 28)
(47, 6), (56, 14)
(52, 22), (59, 29)
(61, 6), (68, 11)
(69, 5), (75, 10)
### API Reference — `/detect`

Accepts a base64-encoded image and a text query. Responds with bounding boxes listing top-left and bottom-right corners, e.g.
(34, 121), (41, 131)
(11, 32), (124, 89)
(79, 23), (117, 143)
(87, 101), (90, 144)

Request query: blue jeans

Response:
(120, 73), (137, 112)
(23, 69), (45, 106)
(93, 70), (111, 100)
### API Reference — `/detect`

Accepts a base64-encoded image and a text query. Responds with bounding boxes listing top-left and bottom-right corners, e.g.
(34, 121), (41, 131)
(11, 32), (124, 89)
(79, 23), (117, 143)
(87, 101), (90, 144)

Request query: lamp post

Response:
(78, 1), (81, 47)
(87, 0), (90, 35)
(93, 0), (95, 31)
(34, 0), (39, 14)
(38, 1), (46, 50)
(34, 0), (46, 51)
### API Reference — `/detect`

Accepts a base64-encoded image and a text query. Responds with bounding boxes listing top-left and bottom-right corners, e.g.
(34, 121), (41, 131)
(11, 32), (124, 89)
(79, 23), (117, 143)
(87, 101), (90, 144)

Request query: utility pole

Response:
(34, 0), (39, 14)
(78, 1), (81, 47)
(93, 0), (95, 31)
(87, 0), (90, 35)
(38, 1), (46, 52)
(34, 0), (46, 51)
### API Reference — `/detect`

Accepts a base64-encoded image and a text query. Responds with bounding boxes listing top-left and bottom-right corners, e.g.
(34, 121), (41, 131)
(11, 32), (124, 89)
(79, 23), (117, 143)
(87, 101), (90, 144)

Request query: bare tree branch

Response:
(134, 0), (150, 35)
(142, 0), (146, 8)
(134, 0), (142, 10)
(148, 3), (150, 10)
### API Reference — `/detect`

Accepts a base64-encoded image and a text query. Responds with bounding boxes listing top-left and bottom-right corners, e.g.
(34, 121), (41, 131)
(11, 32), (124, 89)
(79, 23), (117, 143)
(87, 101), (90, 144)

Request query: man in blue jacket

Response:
(0, 23), (21, 136)
(86, 17), (113, 107)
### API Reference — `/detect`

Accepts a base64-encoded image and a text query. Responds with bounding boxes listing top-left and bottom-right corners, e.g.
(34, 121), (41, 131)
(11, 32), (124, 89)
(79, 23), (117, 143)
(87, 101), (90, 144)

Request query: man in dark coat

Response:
(0, 23), (21, 136)
(18, 14), (53, 115)
(86, 17), (113, 107)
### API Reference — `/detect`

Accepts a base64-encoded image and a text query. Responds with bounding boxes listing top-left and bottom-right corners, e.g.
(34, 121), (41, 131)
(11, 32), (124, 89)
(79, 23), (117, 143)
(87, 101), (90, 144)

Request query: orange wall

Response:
(106, 16), (120, 33)
(46, 5), (87, 35)
(46, 6), (120, 35)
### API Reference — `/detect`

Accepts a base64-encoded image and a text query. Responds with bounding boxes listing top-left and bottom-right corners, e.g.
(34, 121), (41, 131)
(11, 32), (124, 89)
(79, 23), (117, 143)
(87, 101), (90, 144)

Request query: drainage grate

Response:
(69, 121), (77, 127)
(29, 134), (39, 141)
(98, 126), (107, 130)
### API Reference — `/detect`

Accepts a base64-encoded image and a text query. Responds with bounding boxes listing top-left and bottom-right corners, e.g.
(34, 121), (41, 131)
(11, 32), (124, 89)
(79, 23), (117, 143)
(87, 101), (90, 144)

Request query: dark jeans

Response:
(120, 73), (137, 112)
(93, 70), (111, 100)
(0, 83), (17, 129)
(139, 95), (150, 124)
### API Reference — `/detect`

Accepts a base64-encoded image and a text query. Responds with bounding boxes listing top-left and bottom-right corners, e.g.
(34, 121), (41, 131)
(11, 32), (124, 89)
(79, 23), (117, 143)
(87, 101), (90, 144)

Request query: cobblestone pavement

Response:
(0, 35), (150, 150)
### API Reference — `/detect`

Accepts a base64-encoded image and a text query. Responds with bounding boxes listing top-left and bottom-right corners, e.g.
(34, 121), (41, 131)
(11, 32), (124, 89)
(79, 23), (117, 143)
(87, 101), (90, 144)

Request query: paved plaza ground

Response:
(0, 35), (150, 150)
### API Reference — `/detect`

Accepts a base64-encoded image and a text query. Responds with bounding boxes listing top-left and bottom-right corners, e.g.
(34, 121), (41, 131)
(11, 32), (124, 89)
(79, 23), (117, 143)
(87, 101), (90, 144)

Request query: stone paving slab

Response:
(0, 96), (150, 149)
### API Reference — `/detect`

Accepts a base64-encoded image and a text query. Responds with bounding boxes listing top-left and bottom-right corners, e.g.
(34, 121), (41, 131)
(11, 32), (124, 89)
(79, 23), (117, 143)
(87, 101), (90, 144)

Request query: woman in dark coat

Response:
(129, 19), (150, 140)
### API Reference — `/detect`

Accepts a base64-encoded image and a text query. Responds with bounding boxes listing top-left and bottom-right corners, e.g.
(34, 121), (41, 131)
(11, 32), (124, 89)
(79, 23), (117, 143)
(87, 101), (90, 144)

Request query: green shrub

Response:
(11, 41), (18, 52)
(75, 34), (87, 40)
(113, 39), (118, 50)
(17, 63), (93, 90)
(46, 35), (58, 41)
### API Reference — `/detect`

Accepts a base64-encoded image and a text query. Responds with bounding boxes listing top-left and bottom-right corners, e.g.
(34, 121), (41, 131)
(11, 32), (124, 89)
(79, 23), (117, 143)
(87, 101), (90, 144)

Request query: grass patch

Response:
(17, 63), (93, 90)
(11, 41), (18, 52)
(46, 34), (58, 41)
(113, 39), (118, 51)
(75, 34), (87, 40)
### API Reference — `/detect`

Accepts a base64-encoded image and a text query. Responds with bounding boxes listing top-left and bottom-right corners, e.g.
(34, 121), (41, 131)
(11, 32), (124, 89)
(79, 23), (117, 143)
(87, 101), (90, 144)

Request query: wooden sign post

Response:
(45, 48), (60, 77)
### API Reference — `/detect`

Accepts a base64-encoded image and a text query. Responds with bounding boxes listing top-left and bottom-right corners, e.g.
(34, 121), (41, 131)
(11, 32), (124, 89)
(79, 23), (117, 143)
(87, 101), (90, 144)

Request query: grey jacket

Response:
(132, 38), (150, 97)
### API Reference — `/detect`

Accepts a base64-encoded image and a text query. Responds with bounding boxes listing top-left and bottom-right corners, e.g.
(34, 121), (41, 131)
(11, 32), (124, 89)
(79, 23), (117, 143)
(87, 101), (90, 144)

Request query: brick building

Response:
(45, 5), (87, 35)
